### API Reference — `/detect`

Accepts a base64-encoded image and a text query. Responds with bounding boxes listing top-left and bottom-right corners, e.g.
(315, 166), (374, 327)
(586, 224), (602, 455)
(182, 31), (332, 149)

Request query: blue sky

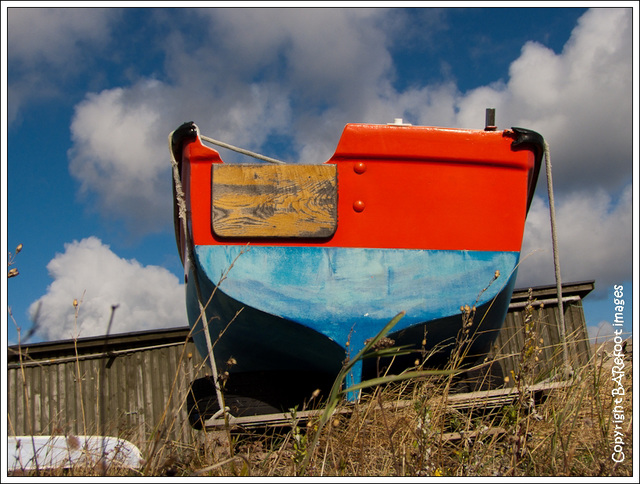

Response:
(3, 5), (636, 348)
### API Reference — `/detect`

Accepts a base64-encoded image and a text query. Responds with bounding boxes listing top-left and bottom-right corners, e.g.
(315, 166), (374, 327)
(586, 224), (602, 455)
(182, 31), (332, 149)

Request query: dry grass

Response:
(11, 331), (632, 477)
(177, 341), (633, 478)
(8, 247), (634, 477)
(103, 345), (629, 478)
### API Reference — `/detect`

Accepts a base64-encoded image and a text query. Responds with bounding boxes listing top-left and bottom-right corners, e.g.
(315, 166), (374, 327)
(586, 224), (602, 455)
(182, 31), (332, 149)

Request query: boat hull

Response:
(171, 121), (544, 417)
(186, 245), (519, 413)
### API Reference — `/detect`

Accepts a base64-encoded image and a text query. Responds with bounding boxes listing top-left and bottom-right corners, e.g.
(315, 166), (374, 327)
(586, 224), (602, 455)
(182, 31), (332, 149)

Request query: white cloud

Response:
(28, 237), (186, 341)
(160, 8), (398, 162)
(517, 183), (633, 294)
(68, 81), (170, 234)
(588, 321), (615, 346)
(7, 8), (121, 124)
(195, 8), (394, 107)
(455, 8), (633, 193)
(8, 8), (118, 66)
(67, 77), (294, 233)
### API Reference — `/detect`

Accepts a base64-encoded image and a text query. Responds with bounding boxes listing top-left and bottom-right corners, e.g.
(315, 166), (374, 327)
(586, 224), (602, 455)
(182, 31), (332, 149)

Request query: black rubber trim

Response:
(171, 122), (198, 264)
(170, 121), (198, 167)
(510, 127), (545, 214)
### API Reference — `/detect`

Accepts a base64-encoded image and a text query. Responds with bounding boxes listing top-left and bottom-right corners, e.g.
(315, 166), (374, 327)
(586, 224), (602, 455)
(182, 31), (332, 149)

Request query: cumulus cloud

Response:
(29, 237), (186, 341)
(193, 9), (394, 110)
(7, 8), (122, 124)
(588, 321), (616, 346)
(517, 183), (633, 296)
(64, 8), (399, 231)
(67, 76), (294, 233)
(8, 8), (117, 66)
(68, 81), (173, 234)
(498, 8), (632, 194)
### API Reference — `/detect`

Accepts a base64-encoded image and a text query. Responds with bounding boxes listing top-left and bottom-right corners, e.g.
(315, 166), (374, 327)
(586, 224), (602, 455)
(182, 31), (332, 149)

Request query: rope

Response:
(199, 133), (286, 165)
(168, 129), (228, 418)
(543, 139), (570, 375)
(169, 122), (286, 420)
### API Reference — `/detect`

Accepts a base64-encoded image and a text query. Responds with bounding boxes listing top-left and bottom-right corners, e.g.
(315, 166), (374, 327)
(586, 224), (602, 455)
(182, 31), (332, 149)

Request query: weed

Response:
(7, 252), (633, 476)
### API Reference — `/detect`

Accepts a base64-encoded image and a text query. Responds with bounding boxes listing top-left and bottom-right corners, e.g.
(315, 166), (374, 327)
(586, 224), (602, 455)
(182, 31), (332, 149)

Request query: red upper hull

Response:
(182, 123), (537, 253)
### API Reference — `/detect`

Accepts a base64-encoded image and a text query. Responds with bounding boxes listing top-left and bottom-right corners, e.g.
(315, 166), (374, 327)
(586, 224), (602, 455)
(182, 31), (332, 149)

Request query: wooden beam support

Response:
(203, 380), (571, 430)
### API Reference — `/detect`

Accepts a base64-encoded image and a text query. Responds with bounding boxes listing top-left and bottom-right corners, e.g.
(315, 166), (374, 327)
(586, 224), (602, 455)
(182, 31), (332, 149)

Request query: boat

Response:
(170, 115), (543, 422)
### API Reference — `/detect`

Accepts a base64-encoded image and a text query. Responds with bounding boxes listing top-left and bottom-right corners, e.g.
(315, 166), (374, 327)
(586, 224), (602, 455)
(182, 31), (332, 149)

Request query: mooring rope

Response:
(169, 122), (289, 421)
(168, 129), (228, 418)
(199, 132), (286, 165)
(543, 139), (570, 375)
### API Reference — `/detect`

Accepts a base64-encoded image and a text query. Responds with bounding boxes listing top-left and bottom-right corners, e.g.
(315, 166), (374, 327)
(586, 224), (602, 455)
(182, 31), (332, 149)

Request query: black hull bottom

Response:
(361, 273), (515, 382)
(186, 268), (515, 425)
(186, 370), (337, 429)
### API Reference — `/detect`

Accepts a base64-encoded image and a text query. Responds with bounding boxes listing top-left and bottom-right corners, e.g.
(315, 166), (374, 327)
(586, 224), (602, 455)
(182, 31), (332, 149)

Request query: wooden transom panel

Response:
(211, 164), (338, 238)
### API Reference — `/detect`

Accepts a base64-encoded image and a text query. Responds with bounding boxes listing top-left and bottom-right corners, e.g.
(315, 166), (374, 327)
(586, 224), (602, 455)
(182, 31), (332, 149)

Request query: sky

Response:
(2, 4), (637, 350)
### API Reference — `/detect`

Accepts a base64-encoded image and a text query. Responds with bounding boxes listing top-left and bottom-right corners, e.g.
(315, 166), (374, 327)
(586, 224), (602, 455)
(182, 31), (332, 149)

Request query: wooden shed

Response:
(6, 280), (594, 447)
(482, 279), (594, 388)
(7, 327), (208, 450)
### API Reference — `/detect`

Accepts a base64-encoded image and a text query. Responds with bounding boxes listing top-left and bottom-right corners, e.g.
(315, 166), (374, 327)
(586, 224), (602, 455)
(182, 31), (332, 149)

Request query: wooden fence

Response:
(7, 327), (208, 450)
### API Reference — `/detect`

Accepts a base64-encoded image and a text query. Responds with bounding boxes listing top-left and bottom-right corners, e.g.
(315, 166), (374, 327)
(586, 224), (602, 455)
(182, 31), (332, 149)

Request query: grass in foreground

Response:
(8, 252), (633, 477)
(11, 336), (632, 477)
(173, 346), (632, 478)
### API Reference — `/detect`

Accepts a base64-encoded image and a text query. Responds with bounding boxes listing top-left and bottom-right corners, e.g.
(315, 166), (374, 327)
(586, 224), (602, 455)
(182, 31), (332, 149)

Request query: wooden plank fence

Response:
(7, 327), (209, 450)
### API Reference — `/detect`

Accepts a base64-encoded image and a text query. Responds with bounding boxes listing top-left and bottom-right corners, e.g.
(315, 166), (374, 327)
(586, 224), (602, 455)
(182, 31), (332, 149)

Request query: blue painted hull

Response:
(186, 245), (518, 411)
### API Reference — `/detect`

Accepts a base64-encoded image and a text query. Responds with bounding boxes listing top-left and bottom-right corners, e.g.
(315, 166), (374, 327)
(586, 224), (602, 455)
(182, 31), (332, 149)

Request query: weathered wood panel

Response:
(212, 164), (338, 238)
(7, 329), (209, 448)
(487, 282), (593, 386)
